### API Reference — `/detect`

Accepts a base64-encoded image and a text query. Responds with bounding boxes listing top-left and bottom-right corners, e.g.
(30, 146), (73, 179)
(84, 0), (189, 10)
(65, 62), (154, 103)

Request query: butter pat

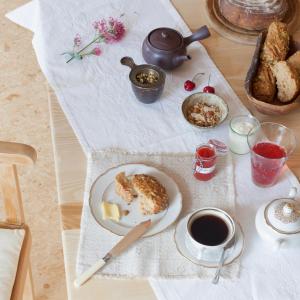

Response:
(101, 201), (120, 221)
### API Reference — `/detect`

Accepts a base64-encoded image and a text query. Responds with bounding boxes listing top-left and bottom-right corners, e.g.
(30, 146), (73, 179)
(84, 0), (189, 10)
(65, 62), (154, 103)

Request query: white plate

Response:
(89, 164), (182, 237)
(174, 214), (244, 268)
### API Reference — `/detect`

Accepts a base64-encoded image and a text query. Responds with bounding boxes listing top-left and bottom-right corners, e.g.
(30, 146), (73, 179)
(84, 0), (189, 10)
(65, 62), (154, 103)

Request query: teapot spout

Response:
(174, 55), (191, 65)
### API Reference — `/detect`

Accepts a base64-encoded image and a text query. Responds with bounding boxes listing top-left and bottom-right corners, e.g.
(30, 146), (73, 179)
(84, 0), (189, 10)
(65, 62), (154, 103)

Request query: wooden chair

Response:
(0, 141), (37, 300)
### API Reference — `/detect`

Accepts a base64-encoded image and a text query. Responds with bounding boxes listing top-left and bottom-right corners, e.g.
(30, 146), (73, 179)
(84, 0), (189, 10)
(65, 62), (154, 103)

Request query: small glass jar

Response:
(193, 143), (217, 181)
(229, 115), (259, 155)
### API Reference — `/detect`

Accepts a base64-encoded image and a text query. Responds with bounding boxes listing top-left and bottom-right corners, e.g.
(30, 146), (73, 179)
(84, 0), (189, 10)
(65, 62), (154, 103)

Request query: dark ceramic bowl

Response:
(121, 56), (165, 104)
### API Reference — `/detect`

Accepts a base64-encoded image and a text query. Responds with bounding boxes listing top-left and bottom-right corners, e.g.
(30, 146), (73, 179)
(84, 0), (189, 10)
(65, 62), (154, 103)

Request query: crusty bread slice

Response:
(261, 21), (289, 65)
(288, 51), (300, 75)
(252, 62), (276, 103)
(115, 172), (136, 204)
(132, 174), (168, 215)
(272, 61), (300, 102)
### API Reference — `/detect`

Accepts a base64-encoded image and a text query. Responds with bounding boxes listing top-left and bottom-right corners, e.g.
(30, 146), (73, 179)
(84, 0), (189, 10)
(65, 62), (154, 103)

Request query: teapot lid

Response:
(148, 28), (182, 51)
(264, 197), (300, 234)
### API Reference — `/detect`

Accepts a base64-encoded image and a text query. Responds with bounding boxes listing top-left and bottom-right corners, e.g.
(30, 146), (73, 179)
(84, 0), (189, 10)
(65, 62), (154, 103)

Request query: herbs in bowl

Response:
(182, 93), (228, 129)
(136, 71), (159, 85)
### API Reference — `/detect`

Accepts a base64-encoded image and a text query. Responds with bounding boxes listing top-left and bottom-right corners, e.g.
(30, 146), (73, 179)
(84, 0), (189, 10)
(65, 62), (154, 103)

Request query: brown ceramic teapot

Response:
(142, 25), (210, 70)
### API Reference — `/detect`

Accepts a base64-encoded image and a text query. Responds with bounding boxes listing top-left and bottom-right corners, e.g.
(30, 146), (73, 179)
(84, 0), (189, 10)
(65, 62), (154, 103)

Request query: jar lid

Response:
(264, 198), (300, 234)
(208, 139), (228, 155)
(149, 28), (182, 51)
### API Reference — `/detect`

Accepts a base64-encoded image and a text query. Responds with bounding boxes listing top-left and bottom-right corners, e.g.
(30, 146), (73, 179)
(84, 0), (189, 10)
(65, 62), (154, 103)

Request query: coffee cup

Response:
(185, 207), (236, 261)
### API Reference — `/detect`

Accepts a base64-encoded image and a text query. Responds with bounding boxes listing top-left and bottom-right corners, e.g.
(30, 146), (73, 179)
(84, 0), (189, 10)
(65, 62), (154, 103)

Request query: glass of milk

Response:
(229, 115), (259, 155)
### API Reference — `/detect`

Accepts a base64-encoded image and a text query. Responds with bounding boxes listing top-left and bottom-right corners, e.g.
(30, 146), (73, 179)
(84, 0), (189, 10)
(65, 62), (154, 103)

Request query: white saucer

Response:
(174, 213), (244, 268)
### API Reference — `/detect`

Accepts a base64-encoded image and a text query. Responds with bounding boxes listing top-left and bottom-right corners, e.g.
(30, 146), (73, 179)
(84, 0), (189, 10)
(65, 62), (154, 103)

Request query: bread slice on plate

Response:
(260, 21), (289, 65)
(288, 51), (300, 75)
(132, 174), (168, 215)
(252, 62), (276, 103)
(272, 61), (300, 103)
(115, 172), (136, 204)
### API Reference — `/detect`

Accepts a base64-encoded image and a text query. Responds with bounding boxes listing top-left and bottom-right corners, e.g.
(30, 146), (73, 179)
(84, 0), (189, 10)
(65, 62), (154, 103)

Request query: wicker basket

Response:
(244, 31), (300, 115)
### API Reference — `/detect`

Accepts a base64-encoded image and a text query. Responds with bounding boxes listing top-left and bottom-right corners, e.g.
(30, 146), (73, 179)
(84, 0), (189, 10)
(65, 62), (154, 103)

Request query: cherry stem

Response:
(192, 72), (205, 82)
(208, 74), (211, 86)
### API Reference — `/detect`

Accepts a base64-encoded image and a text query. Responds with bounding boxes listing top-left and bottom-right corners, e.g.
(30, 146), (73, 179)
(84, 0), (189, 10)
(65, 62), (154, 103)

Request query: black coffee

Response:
(190, 215), (229, 246)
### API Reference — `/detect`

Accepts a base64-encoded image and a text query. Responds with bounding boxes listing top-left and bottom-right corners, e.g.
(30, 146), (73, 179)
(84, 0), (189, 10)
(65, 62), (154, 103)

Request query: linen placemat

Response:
(77, 150), (239, 279)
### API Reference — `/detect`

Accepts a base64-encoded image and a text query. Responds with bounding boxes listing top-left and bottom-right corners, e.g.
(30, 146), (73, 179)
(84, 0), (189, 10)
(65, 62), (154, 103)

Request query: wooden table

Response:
(48, 1), (300, 299)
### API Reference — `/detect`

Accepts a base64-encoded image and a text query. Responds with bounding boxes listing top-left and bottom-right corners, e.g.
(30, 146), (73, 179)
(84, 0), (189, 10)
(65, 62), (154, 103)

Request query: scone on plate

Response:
(132, 174), (168, 215)
(252, 62), (276, 103)
(115, 172), (136, 204)
(272, 61), (300, 102)
(115, 172), (169, 215)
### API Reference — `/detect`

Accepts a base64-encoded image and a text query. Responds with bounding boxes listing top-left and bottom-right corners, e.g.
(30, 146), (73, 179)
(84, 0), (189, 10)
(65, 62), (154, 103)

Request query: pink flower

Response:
(92, 46), (101, 56)
(93, 17), (125, 43)
(66, 17), (125, 63)
(74, 33), (81, 47)
(108, 17), (125, 42)
(93, 19), (106, 32)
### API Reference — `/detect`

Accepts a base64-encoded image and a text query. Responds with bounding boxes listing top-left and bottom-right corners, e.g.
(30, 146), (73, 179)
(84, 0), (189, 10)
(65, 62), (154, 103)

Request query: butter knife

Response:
(74, 219), (151, 287)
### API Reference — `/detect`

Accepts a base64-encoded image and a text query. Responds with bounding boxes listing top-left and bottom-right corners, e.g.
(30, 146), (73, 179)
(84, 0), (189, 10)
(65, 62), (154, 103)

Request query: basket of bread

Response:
(245, 21), (300, 115)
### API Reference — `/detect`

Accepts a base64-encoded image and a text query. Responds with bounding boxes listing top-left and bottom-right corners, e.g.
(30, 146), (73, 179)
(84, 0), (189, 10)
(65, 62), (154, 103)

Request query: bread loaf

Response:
(252, 62), (276, 103)
(287, 51), (300, 75)
(219, 0), (288, 31)
(272, 61), (300, 102)
(260, 21), (289, 64)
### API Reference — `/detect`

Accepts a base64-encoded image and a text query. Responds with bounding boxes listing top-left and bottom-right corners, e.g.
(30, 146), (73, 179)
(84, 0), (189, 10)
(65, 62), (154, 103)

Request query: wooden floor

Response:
(2, 1), (67, 298)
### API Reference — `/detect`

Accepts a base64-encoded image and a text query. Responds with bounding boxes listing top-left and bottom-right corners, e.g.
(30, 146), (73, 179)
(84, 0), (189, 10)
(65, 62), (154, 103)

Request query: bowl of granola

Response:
(182, 93), (229, 129)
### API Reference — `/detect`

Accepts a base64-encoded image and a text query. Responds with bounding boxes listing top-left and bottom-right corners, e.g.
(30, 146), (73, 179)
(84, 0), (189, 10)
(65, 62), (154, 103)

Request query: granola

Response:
(187, 102), (221, 127)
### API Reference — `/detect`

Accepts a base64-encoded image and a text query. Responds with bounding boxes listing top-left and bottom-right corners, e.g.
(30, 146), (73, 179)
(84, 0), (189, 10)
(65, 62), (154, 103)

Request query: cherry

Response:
(184, 72), (204, 91)
(184, 80), (196, 91)
(203, 86), (215, 93)
(203, 74), (215, 94)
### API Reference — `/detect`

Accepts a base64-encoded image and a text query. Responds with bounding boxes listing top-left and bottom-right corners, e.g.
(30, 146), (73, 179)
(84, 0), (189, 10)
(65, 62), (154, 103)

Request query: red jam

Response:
(251, 142), (287, 186)
(193, 144), (216, 181)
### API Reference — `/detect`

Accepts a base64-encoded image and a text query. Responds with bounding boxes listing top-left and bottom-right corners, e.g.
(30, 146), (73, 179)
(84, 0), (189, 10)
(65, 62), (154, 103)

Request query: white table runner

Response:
(150, 155), (300, 300)
(21, 0), (248, 155)
(6, 1), (300, 299)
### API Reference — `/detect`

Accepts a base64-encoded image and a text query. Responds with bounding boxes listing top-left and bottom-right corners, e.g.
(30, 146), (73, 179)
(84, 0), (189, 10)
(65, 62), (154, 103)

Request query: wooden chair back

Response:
(0, 141), (37, 300)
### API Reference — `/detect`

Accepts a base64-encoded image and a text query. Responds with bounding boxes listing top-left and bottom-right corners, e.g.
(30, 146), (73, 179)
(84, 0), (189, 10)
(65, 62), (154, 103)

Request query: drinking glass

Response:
(229, 115), (260, 155)
(247, 122), (296, 187)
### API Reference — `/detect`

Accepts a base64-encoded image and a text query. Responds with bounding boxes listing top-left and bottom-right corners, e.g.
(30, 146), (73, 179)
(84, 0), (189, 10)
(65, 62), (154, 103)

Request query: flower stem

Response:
(66, 35), (103, 63)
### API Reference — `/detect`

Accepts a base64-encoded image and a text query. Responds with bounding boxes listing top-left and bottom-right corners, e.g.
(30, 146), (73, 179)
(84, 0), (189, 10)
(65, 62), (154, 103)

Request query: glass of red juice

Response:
(193, 144), (217, 181)
(247, 122), (296, 187)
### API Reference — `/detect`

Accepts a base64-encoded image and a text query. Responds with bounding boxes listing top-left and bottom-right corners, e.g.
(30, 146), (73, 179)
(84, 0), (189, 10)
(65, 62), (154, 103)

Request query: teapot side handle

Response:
(183, 25), (210, 46)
